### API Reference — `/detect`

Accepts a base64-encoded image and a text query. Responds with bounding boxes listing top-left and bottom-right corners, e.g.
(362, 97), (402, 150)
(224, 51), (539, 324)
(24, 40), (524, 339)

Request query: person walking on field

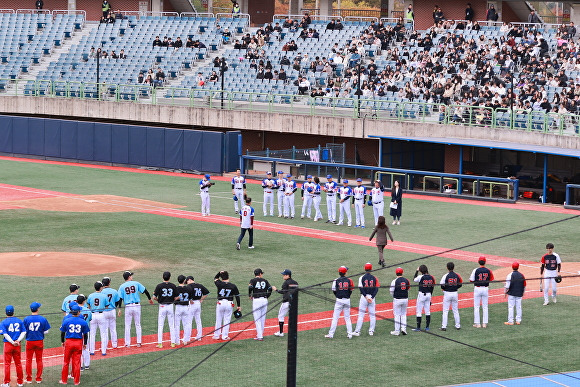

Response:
(369, 215), (394, 267)
(236, 197), (255, 250)
(390, 180), (403, 225)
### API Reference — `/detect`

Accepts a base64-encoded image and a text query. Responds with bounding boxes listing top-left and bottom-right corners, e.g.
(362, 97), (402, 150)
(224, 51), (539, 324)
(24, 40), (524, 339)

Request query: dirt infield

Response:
(0, 252), (143, 277)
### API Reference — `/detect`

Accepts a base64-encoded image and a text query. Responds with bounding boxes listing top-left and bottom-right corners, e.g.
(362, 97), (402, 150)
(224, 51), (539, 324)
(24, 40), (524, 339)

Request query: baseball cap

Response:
(343, 179), (349, 184)
(356, 178), (362, 182)
(123, 271), (134, 280)
(5, 305), (14, 315)
(338, 266), (348, 274)
(30, 302), (41, 312)
(94, 281), (103, 290)
(307, 175), (312, 179)
(326, 175), (332, 179)
(286, 174), (292, 178)
(69, 283), (79, 292)
(281, 269), (292, 276)
(76, 294), (86, 304)
(364, 263), (373, 271)
(102, 277), (111, 286)
(266, 171), (272, 175)
(254, 268), (264, 276)
(185, 275), (194, 282)
(68, 302), (79, 311)
(204, 174), (211, 179)
(278, 171), (284, 174)
(396, 267), (404, 275)
(70, 303), (81, 312)
(479, 256), (486, 264)
(512, 262), (519, 270)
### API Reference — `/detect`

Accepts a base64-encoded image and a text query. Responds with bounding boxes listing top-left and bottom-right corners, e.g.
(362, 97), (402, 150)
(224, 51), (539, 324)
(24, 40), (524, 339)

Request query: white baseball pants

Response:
(190, 301), (203, 340)
(301, 195), (313, 218)
(338, 200), (351, 226)
(327, 298), (352, 337)
(354, 296), (376, 333)
(263, 191), (274, 216)
(200, 191), (210, 215)
(124, 303), (142, 346)
(442, 291), (460, 329)
(393, 298), (408, 333)
(81, 346), (90, 368)
(473, 287), (489, 325)
(312, 195), (322, 220)
(214, 300), (233, 339)
(174, 304), (191, 343)
(233, 189), (244, 212)
(283, 194), (295, 217)
(89, 312), (108, 355)
(543, 270), (558, 303)
(103, 310), (117, 348)
(507, 295), (522, 323)
(157, 304), (177, 345)
(415, 292), (432, 316)
(354, 199), (365, 227)
(326, 195), (336, 221)
(252, 297), (268, 339)
(277, 191), (285, 216)
(278, 302), (289, 322)
(372, 201), (384, 225)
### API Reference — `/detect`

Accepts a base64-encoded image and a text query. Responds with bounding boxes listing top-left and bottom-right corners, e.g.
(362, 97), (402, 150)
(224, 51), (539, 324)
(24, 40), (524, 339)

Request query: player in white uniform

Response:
(390, 268), (410, 335)
(248, 268), (272, 341)
(352, 178), (367, 228)
(325, 266), (354, 339)
(469, 256), (494, 328)
(337, 180), (352, 227)
(412, 265), (435, 331)
(261, 172), (276, 216)
(311, 177), (323, 221)
(370, 180), (385, 225)
(236, 197), (255, 249)
(541, 243), (562, 305)
(323, 175), (338, 223)
(199, 174), (213, 216)
(117, 271), (154, 348)
(100, 277), (119, 349)
(186, 276), (209, 341)
(439, 262), (462, 331)
(231, 169), (246, 214)
(283, 174), (297, 219)
(153, 271), (179, 348)
(76, 295), (92, 370)
(352, 263), (379, 336)
(174, 275), (193, 344)
(87, 281), (111, 355)
(300, 175), (315, 219)
(275, 171), (286, 218)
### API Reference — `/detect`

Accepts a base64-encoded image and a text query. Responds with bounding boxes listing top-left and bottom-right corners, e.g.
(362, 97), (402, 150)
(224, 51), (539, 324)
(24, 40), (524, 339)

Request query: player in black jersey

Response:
(175, 275), (194, 344)
(213, 271), (241, 340)
(249, 269), (272, 340)
(153, 272), (179, 348)
(272, 269), (298, 337)
(412, 265), (436, 331)
(186, 276), (210, 341)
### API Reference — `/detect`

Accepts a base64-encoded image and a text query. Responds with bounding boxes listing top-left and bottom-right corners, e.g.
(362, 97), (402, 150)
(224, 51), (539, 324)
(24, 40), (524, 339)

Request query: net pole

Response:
(286, 290), (298, 387)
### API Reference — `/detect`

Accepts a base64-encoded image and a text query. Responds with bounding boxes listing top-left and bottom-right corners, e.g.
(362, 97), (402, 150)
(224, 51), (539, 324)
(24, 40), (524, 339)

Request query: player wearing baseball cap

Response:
(262, 172), (276, 216)
(186, 275), (210, 341)
(24, 302), (51, 384)
(300, 175), (315, 220)
(118, 271), (154, 348)
(311, 176), (323, 221)
(76, 295), (92, 371)
(175, 275), (193, 344)
(469, 256), (494, 328)
(325, 266), (355, 339)
(352, 263), (380, 337)
(248, 269), (272, 340)
(87, 281), (113, 356)
(231, 169), (247, 215)
(505, 262), (526, 325)
(101, 277), (120, 349)
(213, 271), (241, 340)
(1, 305), (25, 386)
(61, 283), (80, 315)
(352, 178), (367, 228)
(153, 272), (179, 348)
(540, 242), (561, 305)
(275, 171), (286, 218)
(199, 174), (214, 216)
(273, 269), (298, 337)
(59, 303), (89, 385)
(336, 180), (352, 227)
(412, 265), (436, 331)
(236, 197), (255, 250)
(390, 268), (410, 335)
(283, 174), (297, 219)
(439, 262), (463, 331)
(323, 175), (338, 223)
(370, 180), (385, 225)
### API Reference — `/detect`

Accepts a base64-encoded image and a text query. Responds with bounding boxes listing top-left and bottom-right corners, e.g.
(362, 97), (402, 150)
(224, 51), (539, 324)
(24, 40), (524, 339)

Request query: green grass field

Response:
(0, 158), (579, 386)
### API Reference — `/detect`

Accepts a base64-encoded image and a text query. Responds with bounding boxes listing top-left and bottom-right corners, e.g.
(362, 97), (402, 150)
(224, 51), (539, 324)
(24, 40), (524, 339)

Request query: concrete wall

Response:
(1, 96), (579, 151)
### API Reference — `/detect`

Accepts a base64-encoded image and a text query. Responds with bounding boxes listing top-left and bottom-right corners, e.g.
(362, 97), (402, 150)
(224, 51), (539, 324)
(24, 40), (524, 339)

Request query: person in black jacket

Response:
(505, 262), (526, 325)
(390, 180), (403, 225)
(465, 3), (474, 21)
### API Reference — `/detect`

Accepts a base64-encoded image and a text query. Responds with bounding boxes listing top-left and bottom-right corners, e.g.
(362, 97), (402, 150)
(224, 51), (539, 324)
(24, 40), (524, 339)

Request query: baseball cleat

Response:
(156, 344), (163, 348)
(313, 218), (318, 222)
(290, 216), (294, 219)
(101, 352), (107, 356)
(222, 337), (231, 340)
(397, 221), (401, 225)
(473, 324), (481, 328)
(278, 215), (283, 218)
(248, 246), (255, 249)
(455, 327), (461, 330)
(347, 224), (352, 227)
(274, 332), (284, 337)
(515, 322), (521, 325)
(424, 327), (430, 331)
(347, 334), (352, 339)
(324, 334), (333, 338)
(553, 297), (557, 303)
(361, 226), (365, 228)
(307, 216), (311, 219)
(351, 331), (360, 336)
(482, 324), (487, 328)
(58, 382), (67, 385)
(196, 337), (202, 341)
(212, 336), (220, 340)
(325, 220), (331, 223)
(89, 353), (94, 356)
(84, 366), (89, 370)
(300, 215), (304, 219)
(336, 222), (343, 226)
(284, 216), (288, 219)
(354, 225), (359, 228)
(439, 327), (447, 331)
(254, 337), (264, 341)
(543, 301), (549, 305)
(392, 221), (396, 225)
(504, 322), (514, 325)
(368, 331), (374, 336)
(236, 243), (241, 250)
(411, 328), (421, 332)
(401, 330), (407, 335)
(136, 343), (142, 348)
(80, 367), (84, 372)
(390, 331), (400, 336)
(170, 343), (176, 348)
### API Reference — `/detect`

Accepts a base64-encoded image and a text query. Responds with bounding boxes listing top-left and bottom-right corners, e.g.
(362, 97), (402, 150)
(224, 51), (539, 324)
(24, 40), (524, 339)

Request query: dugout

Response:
(371, 135), (580, 204)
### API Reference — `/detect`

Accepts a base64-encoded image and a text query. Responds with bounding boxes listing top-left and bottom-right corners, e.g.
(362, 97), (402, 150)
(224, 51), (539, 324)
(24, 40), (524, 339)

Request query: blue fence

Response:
(565, 184), (580, 209)
(0, 116), (239, 173)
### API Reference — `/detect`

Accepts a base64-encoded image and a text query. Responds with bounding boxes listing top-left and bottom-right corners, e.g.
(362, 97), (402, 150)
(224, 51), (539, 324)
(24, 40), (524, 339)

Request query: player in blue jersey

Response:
(199, 174), (213, 216)
(24, 302), (51, 384)
(87, 281), (112, 356)
(59, 304), (89, 385)
(1, 305), (25, 386)
(236, 197), (255, 250)
(118, 271), (154, 347)
(101, 277), (120, 349)
(61, 283), (80, 315)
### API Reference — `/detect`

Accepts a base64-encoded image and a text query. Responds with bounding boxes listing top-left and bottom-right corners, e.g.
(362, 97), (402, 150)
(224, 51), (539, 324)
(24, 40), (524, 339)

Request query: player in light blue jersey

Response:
(87, 281), (112, 356)
(61, 283), (80, 315)
(100, 277), (120, 349)
(118, 271), (153, 347)
(76, 295), (92, 370)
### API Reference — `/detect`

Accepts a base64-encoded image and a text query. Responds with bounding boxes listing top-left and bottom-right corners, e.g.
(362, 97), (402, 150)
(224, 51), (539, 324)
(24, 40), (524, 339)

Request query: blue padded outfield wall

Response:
(0, 116), (240, 173)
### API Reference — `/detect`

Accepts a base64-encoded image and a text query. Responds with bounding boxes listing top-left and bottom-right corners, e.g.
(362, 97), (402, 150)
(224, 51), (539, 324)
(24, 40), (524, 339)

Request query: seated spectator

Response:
(153, 36), (162, 47)
(297, 76), (310, 94)
(154, 67), (165, 87)
(233, 39), (242, 49)
(264, 68), (273, 81)
(335, 20), (343, 30)
(280, 56), (290, 66)
(174, 37), (183, 49)
(144, 74), (153, 85)
(115, 9), (124, 20)
(195, 72), (205, 86)
(119, 49), (127, 59)
(249, 59), (257, 70)
(186, 37), (194, 48)
(279, 68), (288, 82)
(213, 57), (221, 67)
(222, 28), (232, 44)
(282, 18), (293, 28)
(326, 20), (336, 31)
(111, 50), (118, 59)
(256, 67), (265, 79)
(137, 72), (144, 83)
(209, 71), (219, 82)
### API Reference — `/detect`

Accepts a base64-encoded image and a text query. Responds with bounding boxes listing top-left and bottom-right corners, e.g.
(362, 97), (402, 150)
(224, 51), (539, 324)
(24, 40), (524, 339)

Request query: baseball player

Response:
(272, 269), (298, 337)
(101, 277), (119, 349)
(186, 275), (210, 341)
(117, 271), (154, 348)
(352, 178), (367, 228)
(24, 302), (51, 384)
(311, 176), (323, 221)
(199, 174), (213, 216)
(231, 169), (246, 214)
(153, 271), (179, 348)
(87, 281), (112, 356)
(262, 171), (276, 216)
(275, 171), (286, 217)
(352, 263), (380, 336)
(325, 266), (354, 339)
(390, 268), (410, 336)
(323, 175), (338, 223)
(412, 265), (436, 331)
(469, 256), (494, 328)
(370, 180), (385, 225)
(439, 262), (463, 331)
(249, 268), (272, 340)
(61, 283), (80, 315)
(59, 304), (89, 386)
(1, 305), (25, 387)
(336, 180), (353, 227)
(76, 295), (92, 371)
(236, 196), (255, 250)
(175, 275), (194, 344)
(300, 175), (315, 219)
(505, 262), (526, 325)
(213, 271), (241, 340)
(283, 174), (297, 219)
(541, 242), (561, 305)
